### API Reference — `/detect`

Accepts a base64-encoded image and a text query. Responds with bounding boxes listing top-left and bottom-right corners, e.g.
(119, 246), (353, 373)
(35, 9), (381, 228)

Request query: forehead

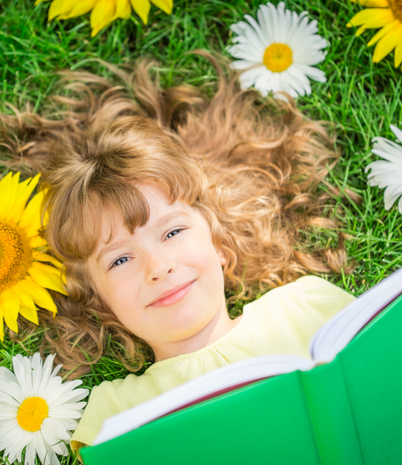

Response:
(136, 182), (175, 213)
(97, 182), (193, 244)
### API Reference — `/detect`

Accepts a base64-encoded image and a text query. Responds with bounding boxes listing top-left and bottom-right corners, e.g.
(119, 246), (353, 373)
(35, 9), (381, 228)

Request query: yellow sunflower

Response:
(347, 0), (402, 66)
(0, 171), (67, 341)
(35, 0), (174, 37)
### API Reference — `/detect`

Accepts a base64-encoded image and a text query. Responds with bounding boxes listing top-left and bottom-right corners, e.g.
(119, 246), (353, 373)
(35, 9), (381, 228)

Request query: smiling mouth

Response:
(147, 280), (196, 308)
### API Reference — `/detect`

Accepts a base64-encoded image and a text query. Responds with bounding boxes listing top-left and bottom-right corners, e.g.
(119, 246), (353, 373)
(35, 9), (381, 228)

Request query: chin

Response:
(165, 313), (212, 341)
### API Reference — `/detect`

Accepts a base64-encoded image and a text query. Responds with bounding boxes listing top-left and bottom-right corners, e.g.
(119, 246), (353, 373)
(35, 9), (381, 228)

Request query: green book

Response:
(81, 269), (402, 465)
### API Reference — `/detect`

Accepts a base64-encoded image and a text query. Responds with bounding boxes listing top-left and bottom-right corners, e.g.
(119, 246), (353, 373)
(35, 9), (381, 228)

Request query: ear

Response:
(217, 249), (226, 266)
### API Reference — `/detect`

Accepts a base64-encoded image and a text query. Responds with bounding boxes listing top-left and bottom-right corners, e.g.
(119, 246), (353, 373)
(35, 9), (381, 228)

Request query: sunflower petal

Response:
(354, 0), (389, 5)
(49, 0), (72, 20)
(1, 289), (20, 320)
(19, 190), (45, 237)
(60, 0), (97, 19)
(0, 304), (4, 341)
(4, 313), (18, 334)
(32, 252), (63, 270)
(348, 8), (394, 28)
(367, 20), (400, 46)
(150, 0), (173, 14)
(19, 278), (58, 313)
(355, 25), (368, 36)
(395, 41), (402, 67)
(19, 307), (39, 325)
(373, 25), (402, 62)
(90, 0), (117, 36)
(0, 172), (14, 221)
(11, 282), (36, 309)
(113, 0), (132, 19)
(352, 23), (366, 37)
(0, 172), (20, 222)
(31, 261), (63, 278)
(130, 0), (151, 24)
(29, 262), (67, 295)
(6, 174), (41, 225)
(30, 236), (48, 248)
(3, 178), (31, 223)
(1, 289), (20, 333)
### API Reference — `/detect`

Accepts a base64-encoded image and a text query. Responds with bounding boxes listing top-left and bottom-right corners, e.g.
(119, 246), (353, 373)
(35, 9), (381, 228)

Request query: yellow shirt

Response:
(71, 276), (355, 451)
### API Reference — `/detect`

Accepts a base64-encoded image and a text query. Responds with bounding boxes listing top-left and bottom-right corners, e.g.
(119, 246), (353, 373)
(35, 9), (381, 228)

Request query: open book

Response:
(90, 267), (402, 450)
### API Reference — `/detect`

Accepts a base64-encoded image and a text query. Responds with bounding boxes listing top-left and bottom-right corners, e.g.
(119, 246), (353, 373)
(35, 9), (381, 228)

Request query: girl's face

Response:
(88, 182), (233, 361)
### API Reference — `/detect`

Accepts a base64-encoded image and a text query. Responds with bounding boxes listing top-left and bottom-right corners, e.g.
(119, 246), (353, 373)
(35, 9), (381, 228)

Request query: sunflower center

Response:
(388, 0), (402, 22)
(0, 222), (32, 293)
(17, 396), (49, 432)
(263, 43), (293, 72)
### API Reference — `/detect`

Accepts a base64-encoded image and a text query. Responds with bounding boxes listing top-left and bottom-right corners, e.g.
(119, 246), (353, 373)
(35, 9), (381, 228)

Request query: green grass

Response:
(1, 0), (402, 463)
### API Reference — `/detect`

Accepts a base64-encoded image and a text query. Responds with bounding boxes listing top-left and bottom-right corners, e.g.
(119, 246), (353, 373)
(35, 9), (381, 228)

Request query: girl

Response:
(1, 51), (356, 453)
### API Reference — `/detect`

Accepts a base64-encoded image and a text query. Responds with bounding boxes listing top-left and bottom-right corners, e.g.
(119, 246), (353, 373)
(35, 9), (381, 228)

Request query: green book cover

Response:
(80, 294), (402, 465)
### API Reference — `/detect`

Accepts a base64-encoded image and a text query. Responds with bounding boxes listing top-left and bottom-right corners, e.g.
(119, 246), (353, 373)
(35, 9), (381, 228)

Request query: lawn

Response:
(1, 0), (402, 463)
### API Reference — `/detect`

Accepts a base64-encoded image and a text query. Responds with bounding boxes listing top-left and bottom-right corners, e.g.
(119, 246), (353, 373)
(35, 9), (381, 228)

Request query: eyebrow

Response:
(96, 210), (191, 264)
(96, 239), (130, 265)
(156, 210), (190, 229)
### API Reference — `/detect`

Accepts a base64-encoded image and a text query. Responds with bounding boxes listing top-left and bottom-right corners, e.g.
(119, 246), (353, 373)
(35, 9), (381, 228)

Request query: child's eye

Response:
(110, 256), (131, 269)
(166, 228), (184, 240)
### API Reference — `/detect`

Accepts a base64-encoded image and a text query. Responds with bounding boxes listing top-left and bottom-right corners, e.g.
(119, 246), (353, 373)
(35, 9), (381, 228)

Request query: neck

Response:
(151, 307), (243, 363)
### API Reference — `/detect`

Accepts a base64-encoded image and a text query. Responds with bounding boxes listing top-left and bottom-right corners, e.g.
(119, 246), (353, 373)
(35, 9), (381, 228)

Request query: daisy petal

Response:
(0, 354), (88, 465)
(366, 125), (402, 212)
(227, 1), (327, 99)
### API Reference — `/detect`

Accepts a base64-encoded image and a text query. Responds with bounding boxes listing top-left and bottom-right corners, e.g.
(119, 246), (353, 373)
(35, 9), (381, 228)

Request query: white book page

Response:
(93, 354), (315, 446)
(309, 267), (402, 362)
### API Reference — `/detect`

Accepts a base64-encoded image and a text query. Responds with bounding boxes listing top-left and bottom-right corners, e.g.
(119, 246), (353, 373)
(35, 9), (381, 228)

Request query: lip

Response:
(147, 280), (196, 308)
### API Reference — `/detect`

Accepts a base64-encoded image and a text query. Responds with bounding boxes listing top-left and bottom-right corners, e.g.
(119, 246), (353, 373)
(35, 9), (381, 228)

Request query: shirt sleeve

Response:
(70, 379), (124, 454)
(289, 275), (356, 323)
(243, 275), (356, 359)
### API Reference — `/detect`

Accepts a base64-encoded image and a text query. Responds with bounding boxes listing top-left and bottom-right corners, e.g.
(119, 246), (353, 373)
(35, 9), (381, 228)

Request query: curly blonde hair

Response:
(1, 51), (356, 378)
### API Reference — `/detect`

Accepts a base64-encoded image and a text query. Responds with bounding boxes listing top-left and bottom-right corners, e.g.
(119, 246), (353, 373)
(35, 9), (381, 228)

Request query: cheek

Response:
(186, 242), (221, 273)
(96, 273), (137, 317)
(196, 246), (225, 285)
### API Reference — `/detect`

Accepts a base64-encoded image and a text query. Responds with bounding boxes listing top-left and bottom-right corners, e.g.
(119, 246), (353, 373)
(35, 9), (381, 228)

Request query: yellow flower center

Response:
(17, 396), (49, 432)
(263, 43), (293, 72)
(0, 222), (32, 293)
(388, 0), (402, 22)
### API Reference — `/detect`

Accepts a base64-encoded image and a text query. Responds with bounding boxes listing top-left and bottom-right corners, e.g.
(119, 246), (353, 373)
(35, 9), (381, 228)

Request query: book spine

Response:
(298, 359), (364, 465)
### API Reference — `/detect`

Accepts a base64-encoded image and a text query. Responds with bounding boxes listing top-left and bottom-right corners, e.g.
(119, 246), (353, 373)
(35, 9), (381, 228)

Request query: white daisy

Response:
(227, 1), (328, 99)
(365, 124), (402, 213)
(0, 353), (88, 465)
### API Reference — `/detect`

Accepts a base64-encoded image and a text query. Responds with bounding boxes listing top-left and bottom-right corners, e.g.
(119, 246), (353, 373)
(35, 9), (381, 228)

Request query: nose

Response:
(146, 250), (175, 282)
